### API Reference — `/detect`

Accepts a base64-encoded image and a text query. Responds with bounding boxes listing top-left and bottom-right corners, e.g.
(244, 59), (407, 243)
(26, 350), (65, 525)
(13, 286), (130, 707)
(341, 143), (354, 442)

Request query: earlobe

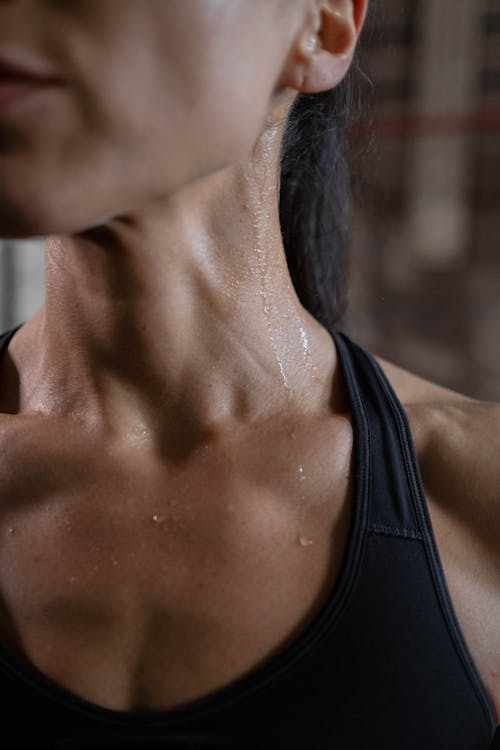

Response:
(300, 46), (353, 94)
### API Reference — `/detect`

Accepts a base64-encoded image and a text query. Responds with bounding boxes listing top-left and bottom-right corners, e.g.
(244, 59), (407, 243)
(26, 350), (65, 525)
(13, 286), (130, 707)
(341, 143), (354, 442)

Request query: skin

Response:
(0, 0), (362, 448)
(0, 0), (498, 723)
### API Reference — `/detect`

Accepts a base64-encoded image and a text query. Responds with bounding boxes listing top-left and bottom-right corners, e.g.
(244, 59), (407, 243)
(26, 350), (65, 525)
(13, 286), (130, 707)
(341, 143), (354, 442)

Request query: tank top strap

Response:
(331, 329), (425, 537)
(0, 323), (24, 356)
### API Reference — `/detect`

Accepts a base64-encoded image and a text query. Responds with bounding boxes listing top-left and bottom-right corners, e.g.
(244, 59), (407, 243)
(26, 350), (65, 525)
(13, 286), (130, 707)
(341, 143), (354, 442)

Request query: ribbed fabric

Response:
(0, 323), (497, 749)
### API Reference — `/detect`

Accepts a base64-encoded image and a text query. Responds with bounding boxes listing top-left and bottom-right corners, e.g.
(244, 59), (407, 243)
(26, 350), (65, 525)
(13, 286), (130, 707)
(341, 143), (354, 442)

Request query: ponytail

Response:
(279, 51), (365, 329)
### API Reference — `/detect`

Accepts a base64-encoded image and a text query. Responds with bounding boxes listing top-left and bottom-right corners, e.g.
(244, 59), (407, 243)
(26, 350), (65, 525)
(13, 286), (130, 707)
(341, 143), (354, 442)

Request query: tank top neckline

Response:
(0, 322), (372, 726)
(0, 321), (497, 740)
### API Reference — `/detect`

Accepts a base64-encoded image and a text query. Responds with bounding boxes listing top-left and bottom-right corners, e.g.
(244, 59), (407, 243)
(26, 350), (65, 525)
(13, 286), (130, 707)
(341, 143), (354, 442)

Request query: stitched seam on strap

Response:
(367, 523), (424, 541)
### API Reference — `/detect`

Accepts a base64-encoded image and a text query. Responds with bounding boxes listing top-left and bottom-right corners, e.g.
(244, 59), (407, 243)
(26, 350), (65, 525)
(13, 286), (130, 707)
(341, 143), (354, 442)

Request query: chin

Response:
(0, 191), (111, 240)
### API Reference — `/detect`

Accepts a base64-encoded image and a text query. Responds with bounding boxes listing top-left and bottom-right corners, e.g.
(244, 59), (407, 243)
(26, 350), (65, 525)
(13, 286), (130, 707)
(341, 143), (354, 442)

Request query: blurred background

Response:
(341, 0), (500, 399)
(1, 0), (500, 399)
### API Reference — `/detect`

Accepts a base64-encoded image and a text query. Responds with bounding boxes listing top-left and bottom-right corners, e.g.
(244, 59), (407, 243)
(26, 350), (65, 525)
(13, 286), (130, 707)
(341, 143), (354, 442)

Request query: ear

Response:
(277, 0), (369, 94)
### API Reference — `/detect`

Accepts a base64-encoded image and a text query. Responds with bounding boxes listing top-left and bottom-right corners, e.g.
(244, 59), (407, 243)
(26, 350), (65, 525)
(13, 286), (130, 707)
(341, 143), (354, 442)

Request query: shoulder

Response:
(374, 353), (500, 554)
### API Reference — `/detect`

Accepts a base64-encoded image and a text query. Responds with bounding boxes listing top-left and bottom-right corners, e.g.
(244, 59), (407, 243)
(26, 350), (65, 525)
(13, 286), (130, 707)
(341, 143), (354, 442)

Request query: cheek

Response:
(94, 58), (272, 202)
(0, 85), (270, 240)
(145, 70), (275, 183)
(134, 5), (283, 178)
(0, 14), (280, 238)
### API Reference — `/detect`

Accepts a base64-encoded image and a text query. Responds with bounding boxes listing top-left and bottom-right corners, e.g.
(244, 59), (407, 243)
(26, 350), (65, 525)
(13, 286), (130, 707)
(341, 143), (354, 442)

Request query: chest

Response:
(0, 453), (353, 713)
(0, 435), (496, 724)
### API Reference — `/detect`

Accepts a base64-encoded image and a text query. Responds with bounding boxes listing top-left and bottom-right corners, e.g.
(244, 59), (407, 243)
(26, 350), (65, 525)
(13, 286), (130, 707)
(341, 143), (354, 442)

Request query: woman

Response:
(0, 1), (497, 747)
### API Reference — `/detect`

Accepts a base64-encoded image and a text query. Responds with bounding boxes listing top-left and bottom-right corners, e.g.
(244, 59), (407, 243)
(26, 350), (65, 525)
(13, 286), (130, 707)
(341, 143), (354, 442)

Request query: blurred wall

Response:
(1, 0), (500, 399)
(341, 0), (500, 400)
(0, 240), (45, 331)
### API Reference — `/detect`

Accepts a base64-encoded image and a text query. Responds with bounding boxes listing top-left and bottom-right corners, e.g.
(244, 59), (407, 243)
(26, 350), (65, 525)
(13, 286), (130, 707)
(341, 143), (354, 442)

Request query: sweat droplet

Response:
(299, 535), (314, 546)
(299, 327), (310, 357)
(152, 514), (159, 522)
(8, 527), (15, 535)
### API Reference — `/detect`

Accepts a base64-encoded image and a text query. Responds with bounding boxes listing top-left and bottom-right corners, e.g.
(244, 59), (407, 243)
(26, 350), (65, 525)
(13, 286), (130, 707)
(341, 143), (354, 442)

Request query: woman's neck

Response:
(4, 128), (340, 452)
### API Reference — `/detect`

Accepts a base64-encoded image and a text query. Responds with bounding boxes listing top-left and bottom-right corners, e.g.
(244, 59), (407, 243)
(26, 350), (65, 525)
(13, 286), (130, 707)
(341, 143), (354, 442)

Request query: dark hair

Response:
(278, 48), (367, 330)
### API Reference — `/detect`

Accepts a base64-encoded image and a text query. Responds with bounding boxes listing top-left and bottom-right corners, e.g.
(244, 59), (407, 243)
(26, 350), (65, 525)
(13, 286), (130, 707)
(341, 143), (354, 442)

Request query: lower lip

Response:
(0, 78), (59, 111)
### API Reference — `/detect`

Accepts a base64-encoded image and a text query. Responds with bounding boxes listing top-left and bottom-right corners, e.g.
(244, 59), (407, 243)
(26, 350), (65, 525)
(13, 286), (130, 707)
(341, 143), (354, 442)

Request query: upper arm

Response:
(374, 352), (500, 556)
(408, 400), (500, 567)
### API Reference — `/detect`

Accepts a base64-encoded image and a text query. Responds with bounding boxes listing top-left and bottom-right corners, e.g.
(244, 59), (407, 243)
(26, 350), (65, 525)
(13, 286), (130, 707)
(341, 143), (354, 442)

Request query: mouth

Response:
(0, 61), (65, 112)
(0, 77), (60, 110)
(0, 54), (64, 83)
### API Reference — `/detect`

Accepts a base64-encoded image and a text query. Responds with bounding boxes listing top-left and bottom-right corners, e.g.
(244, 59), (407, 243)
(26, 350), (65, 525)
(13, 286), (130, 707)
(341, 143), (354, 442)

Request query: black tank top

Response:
(0, 323), (497, 749)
